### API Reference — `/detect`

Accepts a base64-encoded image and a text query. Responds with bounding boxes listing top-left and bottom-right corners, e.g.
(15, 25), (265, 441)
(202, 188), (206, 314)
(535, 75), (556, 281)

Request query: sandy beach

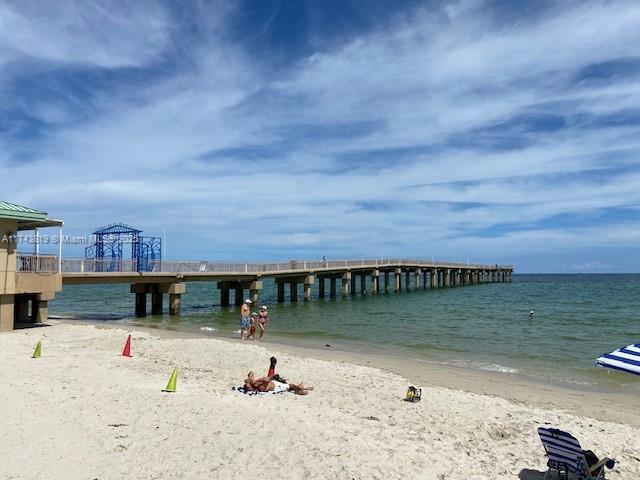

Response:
(2, 322), (639, 480)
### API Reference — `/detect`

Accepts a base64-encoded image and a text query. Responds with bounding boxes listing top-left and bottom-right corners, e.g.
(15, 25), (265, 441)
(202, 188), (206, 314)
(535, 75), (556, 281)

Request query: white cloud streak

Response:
(1, 0), (640, 271)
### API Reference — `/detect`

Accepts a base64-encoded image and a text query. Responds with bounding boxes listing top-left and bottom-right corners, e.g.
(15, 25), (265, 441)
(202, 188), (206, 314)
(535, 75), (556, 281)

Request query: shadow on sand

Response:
(518, 469), (551, 480)
(14, 322), (51, 330)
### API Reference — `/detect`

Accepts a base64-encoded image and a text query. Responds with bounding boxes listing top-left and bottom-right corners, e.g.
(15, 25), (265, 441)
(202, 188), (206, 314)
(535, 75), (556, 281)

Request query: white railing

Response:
(16, 254), (512, 274)
(16, 254), (59, 273)
(47, 257), (512, 274)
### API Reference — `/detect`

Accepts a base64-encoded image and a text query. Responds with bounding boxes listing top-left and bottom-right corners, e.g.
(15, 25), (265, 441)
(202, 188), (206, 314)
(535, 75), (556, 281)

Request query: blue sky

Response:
(1, 0), (640, 272)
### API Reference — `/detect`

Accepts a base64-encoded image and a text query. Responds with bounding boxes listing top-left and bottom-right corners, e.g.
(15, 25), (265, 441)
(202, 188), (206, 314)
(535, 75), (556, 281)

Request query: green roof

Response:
(0, 201), (48, 222)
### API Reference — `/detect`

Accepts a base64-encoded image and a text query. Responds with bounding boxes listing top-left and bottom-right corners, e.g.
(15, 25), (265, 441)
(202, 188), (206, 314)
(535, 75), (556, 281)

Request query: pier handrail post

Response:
(58, 225), (63, 274)
(245, 264), (248, 273)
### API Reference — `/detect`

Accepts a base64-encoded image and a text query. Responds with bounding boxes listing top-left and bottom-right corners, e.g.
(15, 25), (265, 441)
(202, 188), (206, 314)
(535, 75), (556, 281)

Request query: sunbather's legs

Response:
(288, 383), (313, 395)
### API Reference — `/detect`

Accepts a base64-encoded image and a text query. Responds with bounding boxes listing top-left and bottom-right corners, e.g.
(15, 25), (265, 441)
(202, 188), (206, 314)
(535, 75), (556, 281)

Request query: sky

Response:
(1, 0), (640, 272)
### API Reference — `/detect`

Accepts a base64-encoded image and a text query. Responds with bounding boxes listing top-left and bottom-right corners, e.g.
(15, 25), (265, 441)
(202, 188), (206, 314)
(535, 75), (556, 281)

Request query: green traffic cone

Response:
(163, 367), (178, 392)
(32, 341), (41, 358)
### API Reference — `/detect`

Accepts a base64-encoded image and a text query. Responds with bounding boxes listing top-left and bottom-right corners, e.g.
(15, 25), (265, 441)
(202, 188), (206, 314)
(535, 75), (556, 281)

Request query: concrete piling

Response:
(342, 272), (351, 296)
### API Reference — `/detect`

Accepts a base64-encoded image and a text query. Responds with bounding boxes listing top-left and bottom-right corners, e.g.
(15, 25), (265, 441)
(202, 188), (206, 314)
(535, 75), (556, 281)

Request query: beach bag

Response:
(404, 386), (421, 402)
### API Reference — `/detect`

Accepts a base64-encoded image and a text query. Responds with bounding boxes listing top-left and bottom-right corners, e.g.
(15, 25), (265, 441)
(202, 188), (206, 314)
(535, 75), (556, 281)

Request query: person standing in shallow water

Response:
(258, 305), (270, 339)
(240, 299), (252, 340)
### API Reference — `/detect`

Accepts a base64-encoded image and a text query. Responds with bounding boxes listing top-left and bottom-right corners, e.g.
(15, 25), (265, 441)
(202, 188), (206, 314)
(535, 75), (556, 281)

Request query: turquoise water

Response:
(51, 274), (640, 393)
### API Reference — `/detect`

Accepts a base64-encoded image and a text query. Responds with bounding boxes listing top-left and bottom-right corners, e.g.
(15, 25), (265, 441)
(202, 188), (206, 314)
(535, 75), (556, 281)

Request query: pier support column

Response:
(135, 293), (147, 316)
(234, 287), (244, 306)
(318, 276), (325, 298)
(160, 283), (186, 315)
(303, 275), (314, 302)
(131, 284), (149, 316)
(360, 272), (367, 294)
(431, 269), (437, 288)
(423, 269), (428, 289)
(247, 280), (262, 306)
(151, 285), (163, 315)
(169, 294), (181, 315)
(330, 277), (337, 298)
(444, 269), (450, 287)
(277, 282), (285, 303)
(509, 271), (512, 283)
(220, 287), (230, 307)
(414, 269), (421, 289)
(394, 268), (401, 292)
(290, 282), (298, 303)
(405, 270), (411, 290)
(341, 272), (351, 296)
(250, 289), (259, 305)
(350, 274), (356, 295)
(371, 270), (379, 294)
(384, 271), (389, 293)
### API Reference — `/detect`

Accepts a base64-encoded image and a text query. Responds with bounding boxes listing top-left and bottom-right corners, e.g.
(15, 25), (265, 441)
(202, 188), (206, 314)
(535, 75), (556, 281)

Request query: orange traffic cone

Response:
(122, 335), (132, 357)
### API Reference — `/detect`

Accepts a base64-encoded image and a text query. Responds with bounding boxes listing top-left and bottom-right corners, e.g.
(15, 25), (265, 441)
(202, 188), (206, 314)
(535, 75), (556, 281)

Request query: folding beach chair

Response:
(537, 427), (615, 480)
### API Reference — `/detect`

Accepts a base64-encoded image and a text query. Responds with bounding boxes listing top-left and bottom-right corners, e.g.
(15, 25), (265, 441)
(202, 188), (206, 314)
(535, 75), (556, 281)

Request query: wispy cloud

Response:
(1, 0), (640, 271)
(0, 0), (168, 69)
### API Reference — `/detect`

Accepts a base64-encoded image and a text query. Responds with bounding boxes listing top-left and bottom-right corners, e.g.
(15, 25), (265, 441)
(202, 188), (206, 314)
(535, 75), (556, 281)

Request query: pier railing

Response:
(17, 255), (512, 274)
(16, 254), (60, 273)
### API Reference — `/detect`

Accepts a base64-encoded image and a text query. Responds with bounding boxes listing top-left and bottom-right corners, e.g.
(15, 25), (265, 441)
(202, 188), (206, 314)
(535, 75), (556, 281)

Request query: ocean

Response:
(50, 274), (640, 393)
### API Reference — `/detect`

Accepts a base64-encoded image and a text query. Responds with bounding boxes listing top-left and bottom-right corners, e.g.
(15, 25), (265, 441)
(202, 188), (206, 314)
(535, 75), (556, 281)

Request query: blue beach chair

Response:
(537, 427), (615, 480)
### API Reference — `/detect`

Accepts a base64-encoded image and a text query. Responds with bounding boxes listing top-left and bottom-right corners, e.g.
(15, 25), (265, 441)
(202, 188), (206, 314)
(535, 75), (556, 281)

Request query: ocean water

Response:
(50, 274), (640, 393)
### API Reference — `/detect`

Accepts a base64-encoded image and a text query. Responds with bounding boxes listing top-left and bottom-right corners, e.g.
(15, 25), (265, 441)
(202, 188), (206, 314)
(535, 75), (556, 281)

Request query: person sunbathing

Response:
(243, 371), (313, 395)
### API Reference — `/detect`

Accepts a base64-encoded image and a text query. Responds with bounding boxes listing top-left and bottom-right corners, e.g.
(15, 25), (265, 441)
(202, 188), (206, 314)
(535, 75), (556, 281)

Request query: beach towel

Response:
(232, 386), (287, 396)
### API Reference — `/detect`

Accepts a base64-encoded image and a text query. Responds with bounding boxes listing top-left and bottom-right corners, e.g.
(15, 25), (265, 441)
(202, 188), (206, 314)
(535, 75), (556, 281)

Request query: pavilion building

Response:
(0, 201), (63, 332)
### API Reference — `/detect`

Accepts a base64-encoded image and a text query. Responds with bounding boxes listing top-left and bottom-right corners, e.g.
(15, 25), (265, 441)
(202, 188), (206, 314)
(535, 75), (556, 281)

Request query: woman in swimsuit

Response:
(243, 371), (313, 395)
(257, 306), (269, 339)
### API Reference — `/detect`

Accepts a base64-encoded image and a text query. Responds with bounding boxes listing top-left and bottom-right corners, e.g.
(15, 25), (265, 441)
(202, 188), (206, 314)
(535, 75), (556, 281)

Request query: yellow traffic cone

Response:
(163, 367), (178, 393)
(32, 341), (41, 358)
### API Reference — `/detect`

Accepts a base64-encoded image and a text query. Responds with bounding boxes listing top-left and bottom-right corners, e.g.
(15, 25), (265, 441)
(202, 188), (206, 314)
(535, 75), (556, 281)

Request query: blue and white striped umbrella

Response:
(596, 343), (640, 376)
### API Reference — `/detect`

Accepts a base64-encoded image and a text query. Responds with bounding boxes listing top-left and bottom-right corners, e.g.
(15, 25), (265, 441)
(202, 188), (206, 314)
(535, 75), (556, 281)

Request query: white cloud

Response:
(2, 0), (640, 271)
(0, 0), (169, 69)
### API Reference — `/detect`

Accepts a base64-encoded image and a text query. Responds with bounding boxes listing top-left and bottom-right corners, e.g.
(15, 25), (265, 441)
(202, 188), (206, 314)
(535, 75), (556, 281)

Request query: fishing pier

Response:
(0, 201), (513, 331)
(34, 257), (511, 318)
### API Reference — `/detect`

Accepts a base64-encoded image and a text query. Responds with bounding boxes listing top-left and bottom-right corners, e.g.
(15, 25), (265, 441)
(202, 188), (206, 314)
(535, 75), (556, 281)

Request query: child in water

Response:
(247, 313), (258, 341)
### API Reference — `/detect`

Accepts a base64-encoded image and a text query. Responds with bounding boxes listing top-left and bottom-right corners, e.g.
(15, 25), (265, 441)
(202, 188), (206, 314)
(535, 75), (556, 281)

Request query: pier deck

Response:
(18, 256), (513, 318)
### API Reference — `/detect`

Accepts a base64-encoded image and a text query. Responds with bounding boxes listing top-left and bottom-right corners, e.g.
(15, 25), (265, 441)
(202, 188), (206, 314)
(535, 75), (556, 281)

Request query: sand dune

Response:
(1, 322), (638, 479)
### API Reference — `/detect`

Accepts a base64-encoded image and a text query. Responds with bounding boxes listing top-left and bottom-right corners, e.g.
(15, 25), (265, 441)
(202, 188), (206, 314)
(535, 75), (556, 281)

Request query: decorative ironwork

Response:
(84, 223), (161, 272)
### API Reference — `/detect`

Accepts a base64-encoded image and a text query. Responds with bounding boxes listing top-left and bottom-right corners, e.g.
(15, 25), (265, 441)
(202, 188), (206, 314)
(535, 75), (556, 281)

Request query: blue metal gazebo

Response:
(84, 223), (161, 272)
